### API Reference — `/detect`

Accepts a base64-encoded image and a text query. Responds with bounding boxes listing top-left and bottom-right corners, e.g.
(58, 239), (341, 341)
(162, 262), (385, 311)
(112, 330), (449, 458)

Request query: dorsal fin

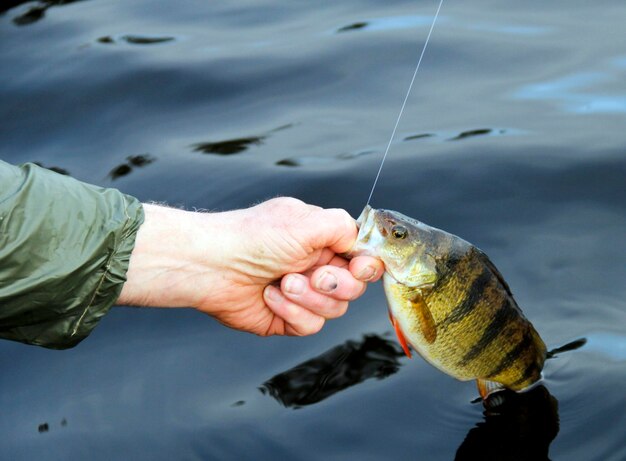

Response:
(475, 248), (513, 296)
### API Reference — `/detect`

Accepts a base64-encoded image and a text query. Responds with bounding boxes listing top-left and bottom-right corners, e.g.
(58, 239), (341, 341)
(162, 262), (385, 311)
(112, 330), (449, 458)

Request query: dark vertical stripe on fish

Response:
(485, 330), (533, 379)
(460, 299), (520, 366)
(511, 360), (541, 388)
(433, 253), (464, 291)
(440, 266), (492, 328)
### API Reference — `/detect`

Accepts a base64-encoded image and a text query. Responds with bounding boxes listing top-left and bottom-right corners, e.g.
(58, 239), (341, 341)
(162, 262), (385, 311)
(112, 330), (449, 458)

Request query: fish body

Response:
(350, 205), (546, 396)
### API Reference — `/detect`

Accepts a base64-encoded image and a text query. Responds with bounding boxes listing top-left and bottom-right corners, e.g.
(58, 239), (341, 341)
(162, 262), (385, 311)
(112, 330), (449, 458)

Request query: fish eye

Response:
(391, 225), (408, 239)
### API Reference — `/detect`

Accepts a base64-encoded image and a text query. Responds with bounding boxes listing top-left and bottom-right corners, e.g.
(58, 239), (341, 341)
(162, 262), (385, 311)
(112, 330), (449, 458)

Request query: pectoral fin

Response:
(410, 293), (437, 345)
(389, 310), (412, 358)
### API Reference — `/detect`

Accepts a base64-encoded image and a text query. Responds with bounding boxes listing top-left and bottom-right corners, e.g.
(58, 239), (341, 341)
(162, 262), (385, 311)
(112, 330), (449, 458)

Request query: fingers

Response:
(349, 256), (385, 283)
(308, 266), (365, 301)
(312, 252), (384, 284)
(263, 285), (326, 336)
(263, 255), (385, 334)
(282, 273), (352, 319)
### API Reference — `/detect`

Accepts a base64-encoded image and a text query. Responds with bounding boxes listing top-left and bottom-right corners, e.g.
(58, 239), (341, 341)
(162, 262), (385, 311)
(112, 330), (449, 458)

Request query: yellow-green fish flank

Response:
(349, 206), (547, 395)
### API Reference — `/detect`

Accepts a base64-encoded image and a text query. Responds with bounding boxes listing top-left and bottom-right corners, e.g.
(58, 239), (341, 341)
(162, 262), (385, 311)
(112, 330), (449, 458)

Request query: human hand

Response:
(118, 198), (384, 336)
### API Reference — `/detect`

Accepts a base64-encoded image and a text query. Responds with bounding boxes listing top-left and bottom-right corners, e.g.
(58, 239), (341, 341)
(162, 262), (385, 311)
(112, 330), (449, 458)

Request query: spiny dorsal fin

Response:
(475, 248), (513, 296)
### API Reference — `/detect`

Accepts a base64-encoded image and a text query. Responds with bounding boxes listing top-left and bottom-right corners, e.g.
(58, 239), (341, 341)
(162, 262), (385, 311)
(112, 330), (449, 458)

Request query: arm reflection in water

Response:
(455, 385), (559, 461)
(260, 334), (405, 408)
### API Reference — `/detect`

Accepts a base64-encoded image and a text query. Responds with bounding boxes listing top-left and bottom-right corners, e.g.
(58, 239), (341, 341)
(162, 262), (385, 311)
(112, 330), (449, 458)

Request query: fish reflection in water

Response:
(260, 337), (585, 409)
(260, 334), (404, 408)
(456, 386), (559, 461)
(261, 335), (586, 459)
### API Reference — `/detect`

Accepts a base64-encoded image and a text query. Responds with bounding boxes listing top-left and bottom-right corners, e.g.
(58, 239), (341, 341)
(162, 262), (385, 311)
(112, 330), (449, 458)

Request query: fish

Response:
(348, 205), (547, 398)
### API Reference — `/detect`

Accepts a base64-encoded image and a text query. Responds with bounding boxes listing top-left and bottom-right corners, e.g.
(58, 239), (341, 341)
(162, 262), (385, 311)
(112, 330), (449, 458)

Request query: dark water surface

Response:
(2, 1), (626, 460)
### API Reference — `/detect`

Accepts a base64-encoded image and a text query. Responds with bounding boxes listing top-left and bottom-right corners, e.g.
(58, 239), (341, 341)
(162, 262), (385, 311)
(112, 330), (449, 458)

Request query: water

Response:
(1, 1), (625, 459)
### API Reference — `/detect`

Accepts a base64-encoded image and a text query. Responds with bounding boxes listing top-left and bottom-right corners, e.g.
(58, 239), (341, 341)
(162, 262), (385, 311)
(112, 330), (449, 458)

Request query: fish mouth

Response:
(345, 205), (376, 258)
(355, 204), (372, 229)
(355, 205), (376, 245)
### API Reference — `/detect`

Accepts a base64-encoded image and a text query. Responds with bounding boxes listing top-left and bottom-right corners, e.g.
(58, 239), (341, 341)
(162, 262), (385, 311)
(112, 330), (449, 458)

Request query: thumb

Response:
(301, 208), (358, 254)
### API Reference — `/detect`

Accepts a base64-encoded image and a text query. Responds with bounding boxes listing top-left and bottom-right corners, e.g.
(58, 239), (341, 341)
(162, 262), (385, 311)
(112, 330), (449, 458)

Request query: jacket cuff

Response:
(0, 162), (145, 349)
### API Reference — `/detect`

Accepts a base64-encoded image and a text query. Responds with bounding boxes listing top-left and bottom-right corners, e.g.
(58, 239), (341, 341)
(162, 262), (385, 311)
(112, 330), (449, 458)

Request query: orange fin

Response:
(476, 379), (505, 400)
(410, 293), (437, 344)
(389, 310), (412, 358)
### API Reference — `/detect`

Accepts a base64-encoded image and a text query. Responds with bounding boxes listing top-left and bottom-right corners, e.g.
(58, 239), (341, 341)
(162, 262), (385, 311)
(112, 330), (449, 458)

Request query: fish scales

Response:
(349, 205), (547, 396)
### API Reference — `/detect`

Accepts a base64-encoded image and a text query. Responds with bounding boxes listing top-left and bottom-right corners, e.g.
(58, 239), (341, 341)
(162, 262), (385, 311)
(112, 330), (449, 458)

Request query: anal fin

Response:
(476, 379), (505, 400)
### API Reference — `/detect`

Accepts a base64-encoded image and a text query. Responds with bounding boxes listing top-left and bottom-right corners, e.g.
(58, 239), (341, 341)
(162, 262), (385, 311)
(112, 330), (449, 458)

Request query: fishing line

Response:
(366, 0), (445, 206)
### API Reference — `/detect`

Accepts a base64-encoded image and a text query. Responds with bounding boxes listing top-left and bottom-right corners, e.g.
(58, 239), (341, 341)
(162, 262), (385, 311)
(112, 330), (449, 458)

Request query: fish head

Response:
(350, 205), (439, 288)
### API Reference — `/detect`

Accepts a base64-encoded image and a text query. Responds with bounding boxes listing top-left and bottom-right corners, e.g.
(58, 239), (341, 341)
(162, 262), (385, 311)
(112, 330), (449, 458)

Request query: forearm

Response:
(117, 203), (223, 309)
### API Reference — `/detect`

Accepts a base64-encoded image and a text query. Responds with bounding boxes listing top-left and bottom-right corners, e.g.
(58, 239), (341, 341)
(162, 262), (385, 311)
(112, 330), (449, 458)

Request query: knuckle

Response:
(330, 301), (349, 318)
(307, 317), (325, 335)
(294, 316), (325, 336)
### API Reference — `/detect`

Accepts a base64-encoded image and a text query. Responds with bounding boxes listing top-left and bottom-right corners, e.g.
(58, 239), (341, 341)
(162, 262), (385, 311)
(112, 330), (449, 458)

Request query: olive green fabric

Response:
(0, 160), (144, 349)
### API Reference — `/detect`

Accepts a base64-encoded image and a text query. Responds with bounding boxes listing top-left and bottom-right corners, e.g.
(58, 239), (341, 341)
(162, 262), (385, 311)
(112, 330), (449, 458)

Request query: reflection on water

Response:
(456, 386), (559, 461)
(276, 128), (511, 166)
(192, 136), (265, 155)
(336, 22), (369, 33)
(120, 35), (175, 45)
(260, 335), (585, 411)
(192, 125), (292, 156)
(32, 162), (70, 176)
(514, 69), (626, 114)
(263, 333), (562, 460)
(97, 35), (177, 46)
(276, 149), (376, 167)
(584, 332), (626, 361)
(466, 22), (550, 37)
(260, 334), (404, 408)
(108, 154), (155, 180)
(37, 417), (67, 434)
(7, 0), (85, 26)
(404, 133), (435, 141)
(334, 15), (546, 37)
(449, 128), (493, 141)
(347, 15), (447, 33)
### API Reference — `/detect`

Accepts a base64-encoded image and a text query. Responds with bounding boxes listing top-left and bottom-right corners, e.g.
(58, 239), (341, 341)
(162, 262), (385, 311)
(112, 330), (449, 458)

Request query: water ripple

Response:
(513, 70), (626, 114)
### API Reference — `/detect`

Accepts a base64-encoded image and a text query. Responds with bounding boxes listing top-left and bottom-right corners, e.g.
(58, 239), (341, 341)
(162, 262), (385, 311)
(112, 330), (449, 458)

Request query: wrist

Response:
(117, 204), (223, 308)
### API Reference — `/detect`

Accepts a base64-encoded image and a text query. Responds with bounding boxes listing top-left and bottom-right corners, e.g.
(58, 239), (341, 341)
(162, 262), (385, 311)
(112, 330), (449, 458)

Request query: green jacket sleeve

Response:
(0, 160), (144, 349)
